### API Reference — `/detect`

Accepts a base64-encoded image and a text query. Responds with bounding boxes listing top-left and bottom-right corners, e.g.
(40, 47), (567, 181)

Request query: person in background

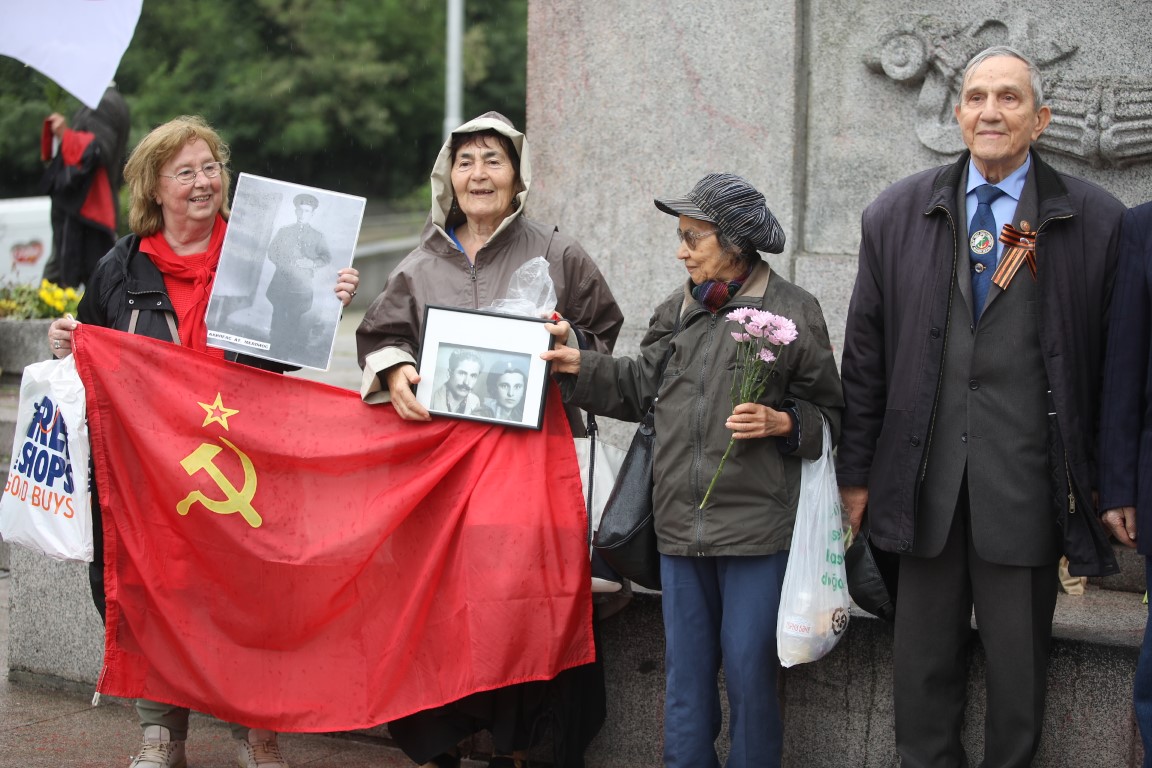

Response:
(836, 46), (1125, 767)
(46, 115), (359, 768)
(1099, 199), (1152, 768)
(356, 111), (623, 768)
(542, 172), (843, 768)
(40, 83), (131, 288)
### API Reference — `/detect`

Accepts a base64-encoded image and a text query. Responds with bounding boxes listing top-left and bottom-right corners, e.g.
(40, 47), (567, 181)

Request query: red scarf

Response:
(139, 215), (227, 353)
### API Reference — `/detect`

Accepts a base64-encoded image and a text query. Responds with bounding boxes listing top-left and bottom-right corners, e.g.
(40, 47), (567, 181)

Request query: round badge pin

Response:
(970, 230), (995, 255)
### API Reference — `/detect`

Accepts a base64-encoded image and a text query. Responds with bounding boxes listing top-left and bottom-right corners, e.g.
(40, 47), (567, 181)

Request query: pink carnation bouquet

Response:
(698, 307), (798, 509)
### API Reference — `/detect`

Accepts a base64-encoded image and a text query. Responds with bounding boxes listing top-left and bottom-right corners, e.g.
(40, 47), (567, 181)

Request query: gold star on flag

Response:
(198, 393), (239, 431)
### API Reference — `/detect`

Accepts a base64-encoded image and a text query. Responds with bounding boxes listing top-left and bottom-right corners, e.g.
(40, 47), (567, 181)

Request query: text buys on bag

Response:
(0, 355), (92, 561)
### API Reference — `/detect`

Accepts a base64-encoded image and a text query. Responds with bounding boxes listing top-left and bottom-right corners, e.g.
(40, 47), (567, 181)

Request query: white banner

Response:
(0, 0), (142, 109)
(0, 196), (52, 286)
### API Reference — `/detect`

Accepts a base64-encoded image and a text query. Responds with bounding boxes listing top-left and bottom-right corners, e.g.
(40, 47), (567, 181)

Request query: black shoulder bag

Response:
(591, 307), (682, 590)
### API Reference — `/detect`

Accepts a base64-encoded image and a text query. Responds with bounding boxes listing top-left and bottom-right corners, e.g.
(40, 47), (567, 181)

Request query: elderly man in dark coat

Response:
(837, 45), (1125, 767)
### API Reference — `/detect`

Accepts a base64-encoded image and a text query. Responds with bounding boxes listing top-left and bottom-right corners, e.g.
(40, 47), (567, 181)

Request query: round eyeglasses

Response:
(160, 162), (225, 185)
(676, 228), (718, 251)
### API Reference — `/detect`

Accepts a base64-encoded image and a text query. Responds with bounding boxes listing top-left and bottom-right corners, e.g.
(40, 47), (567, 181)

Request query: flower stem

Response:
(699, 435), (737, 510)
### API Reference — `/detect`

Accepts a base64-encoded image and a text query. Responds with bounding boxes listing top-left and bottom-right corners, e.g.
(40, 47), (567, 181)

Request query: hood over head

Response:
(430, 111), (532, 236)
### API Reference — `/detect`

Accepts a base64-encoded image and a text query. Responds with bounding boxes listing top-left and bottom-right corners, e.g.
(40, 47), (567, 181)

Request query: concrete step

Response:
(595, 588), (1145, 767)
(1, 372), (19, 456)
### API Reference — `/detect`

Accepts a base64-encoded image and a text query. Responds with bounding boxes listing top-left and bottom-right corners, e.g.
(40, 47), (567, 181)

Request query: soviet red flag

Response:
(72, 324), (594, 732)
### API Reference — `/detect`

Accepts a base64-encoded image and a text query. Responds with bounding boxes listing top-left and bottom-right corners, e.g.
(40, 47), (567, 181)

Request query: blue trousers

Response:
(1138, 559), (1152, 768)
(661, 552), (788, 768)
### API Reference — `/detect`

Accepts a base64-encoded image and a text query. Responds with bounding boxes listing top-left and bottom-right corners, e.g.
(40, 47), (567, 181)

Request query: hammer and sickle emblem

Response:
(176, 437), (262, 528)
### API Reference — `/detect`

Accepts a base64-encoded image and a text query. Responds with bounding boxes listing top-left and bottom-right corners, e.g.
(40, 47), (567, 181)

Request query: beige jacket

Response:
(356, 112), (623, 404)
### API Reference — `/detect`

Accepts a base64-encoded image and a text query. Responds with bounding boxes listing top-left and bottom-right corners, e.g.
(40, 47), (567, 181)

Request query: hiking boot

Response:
(236, 728), (289, 768)
(128, 725), (187, 768)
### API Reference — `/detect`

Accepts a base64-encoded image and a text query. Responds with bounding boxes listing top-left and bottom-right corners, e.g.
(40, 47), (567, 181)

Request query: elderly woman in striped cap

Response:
(543, 173), (843, 768)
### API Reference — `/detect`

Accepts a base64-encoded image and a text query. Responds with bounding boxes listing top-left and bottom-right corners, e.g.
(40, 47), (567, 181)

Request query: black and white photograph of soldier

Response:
(266, 192), (331, 353)
(206, 173), (364, 369)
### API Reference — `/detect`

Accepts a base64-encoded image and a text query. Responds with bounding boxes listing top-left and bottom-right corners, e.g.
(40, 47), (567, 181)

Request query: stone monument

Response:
(525, 2), (1152, 766)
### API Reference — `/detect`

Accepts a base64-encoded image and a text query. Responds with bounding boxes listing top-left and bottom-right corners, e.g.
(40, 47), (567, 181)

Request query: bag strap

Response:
(127, 310), (181, 345)
(647, 298), (686, 412)
(575, 326), (600, 546)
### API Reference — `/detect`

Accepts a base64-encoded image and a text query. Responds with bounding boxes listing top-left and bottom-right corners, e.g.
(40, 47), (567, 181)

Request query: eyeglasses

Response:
(676, 228), (718, 250)
(160, 162), (225, 185)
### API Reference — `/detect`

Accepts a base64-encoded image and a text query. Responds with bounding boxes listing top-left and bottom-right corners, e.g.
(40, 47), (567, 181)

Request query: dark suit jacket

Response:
(913, 165), (1055, 565)
(1100, 201), (1152, 557)
(838, 151), (1126, 574)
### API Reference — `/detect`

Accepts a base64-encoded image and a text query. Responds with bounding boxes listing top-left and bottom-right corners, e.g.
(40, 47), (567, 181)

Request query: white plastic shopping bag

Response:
(777, 420), (850, 667)
(0, 354), (92, 561)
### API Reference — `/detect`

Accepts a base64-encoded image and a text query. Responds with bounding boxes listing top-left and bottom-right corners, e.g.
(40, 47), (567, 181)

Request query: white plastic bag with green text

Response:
(777, 420), (849, 667)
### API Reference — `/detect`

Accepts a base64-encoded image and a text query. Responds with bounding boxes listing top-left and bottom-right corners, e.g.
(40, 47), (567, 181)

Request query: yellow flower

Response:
(0, 279), (86, 319)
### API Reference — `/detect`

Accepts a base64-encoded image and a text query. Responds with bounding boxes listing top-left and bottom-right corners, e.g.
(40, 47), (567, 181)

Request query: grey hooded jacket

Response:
(356, 112), (623, 406)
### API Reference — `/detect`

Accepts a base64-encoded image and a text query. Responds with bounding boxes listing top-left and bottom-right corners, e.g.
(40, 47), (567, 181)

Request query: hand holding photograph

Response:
(205, 173), (366, 370)
(416, 305), (555, 429)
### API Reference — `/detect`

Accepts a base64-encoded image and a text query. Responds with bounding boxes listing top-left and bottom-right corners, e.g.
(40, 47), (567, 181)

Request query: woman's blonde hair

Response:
(123, 115), (232, 236)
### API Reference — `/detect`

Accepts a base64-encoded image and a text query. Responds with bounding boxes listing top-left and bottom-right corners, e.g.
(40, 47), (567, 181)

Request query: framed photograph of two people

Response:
(205, 173), (366, 370)
(416, 305), (556, 430)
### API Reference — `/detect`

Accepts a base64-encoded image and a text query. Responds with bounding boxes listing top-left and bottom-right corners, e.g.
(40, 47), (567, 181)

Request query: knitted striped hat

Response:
(655, 173), (785, 254)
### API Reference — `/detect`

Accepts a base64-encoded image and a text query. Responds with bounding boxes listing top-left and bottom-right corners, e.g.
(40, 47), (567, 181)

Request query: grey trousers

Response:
(135, 698), (252, 741)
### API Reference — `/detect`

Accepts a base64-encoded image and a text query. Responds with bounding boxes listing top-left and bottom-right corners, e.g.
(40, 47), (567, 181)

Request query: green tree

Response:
(0, 0), (526, 204)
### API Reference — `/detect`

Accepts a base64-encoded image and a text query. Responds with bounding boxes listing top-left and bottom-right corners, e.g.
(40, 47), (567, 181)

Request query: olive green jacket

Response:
(565, 261), (843, 556)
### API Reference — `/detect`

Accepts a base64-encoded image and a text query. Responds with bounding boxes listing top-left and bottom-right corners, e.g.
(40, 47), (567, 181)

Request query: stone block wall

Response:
(527, 4), (1152, 451)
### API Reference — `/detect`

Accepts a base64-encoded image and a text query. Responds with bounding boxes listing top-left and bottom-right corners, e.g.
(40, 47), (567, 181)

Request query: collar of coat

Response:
(924, 149), (1075, 225)
(678, 260), (773, 320)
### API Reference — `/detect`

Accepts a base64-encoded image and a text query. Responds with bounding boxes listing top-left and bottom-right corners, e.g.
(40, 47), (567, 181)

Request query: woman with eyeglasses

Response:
(542, 174), (843, 768)
(45, 115), (359, 768)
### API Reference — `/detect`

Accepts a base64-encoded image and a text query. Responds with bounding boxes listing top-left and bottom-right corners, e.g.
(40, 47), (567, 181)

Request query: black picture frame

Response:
(415, 305), (555, 430)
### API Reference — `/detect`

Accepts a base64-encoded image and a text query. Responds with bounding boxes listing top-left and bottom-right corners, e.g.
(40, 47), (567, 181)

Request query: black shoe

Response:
(427, 754), (460, 768)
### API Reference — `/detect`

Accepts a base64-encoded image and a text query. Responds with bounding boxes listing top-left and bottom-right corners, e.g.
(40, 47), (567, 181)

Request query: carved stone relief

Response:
(864, 17), (1152, 168)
